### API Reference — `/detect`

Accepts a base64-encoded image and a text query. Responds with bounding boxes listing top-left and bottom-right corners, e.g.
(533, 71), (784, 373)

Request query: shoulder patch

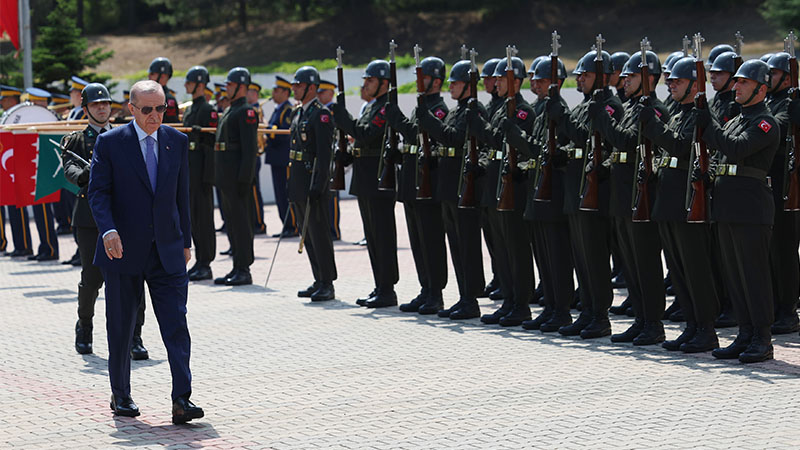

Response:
(654, 109), (662, 118)
(516, 109), (528, 120)
(379, 106), (386, 115)
(320, 113), (330, 123)
(168, 99), (176, 106)
(247, 109), (255, 117)
(758, 120), (772, 133)
(434, 108), (446, 119)
(604, 105), (615, 116)
(211, 111), (218, 119)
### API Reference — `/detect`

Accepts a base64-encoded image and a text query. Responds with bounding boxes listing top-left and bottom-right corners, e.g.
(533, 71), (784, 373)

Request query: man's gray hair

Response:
(130, 80), (164, 104)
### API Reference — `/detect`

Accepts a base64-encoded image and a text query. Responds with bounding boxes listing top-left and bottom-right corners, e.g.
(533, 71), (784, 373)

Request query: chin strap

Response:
(676, 80), (695, 104)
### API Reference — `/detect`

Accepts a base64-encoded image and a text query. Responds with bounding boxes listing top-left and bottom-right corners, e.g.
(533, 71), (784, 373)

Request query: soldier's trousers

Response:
(357, 196), (398, 289)
(329, 191), (341, 239)
(531, 219), (574, 315)
(0, 206), (7, 251)
(481, 206), (500, 288)
(443, 201), (484, 300)
(770, 210), (800, 318)
(5, 206), (31, 253)
(441, 201), (465, 300)
(659, 221), (719, 325)
(295, 193), (337, 283)
(76, 226), (144, 332)
(252, 158), (266, 233)
(717, 222), (774, 328)
(190, 182), (216, 266)
(32, 203), (58, 258)
(219, 184), (254, 270)
(500, 209), (533, 306)
(485, 206), (512, 300)
(572, 212), (613, 316)
(270, 164), (297, 233)
(616, 217), (664, 322)
(404, 200), (446, 293)
(53, 189), (75, 230)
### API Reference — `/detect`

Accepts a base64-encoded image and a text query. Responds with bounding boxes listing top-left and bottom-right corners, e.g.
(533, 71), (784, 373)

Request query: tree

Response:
(31, 0), (113, 88)
(760, 0), (800, 34)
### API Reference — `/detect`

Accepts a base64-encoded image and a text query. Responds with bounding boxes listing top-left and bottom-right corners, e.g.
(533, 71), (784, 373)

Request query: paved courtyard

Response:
(1, 198), (799, 449)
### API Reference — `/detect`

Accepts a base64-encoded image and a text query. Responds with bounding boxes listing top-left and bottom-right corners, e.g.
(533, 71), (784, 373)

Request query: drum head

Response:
(0, 103), (60, 125)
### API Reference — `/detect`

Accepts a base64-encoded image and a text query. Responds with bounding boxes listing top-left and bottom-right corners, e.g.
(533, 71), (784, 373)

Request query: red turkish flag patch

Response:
(247, 109), (255, 117)
(516, 109), (528, 120)
(168, 99), (175, 106)
(434, 109), (445, 119)
(758, 120), (772, 133)
(655, 109), (662, 118)
(379, 106), (386, 115)
(211, 111), (218, 119)
(320, 114), (330, 123)
(604, 105), (615, 116)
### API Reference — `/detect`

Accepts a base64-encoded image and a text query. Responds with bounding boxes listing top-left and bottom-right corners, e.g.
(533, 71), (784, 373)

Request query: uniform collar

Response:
(740, 101), (768, 117)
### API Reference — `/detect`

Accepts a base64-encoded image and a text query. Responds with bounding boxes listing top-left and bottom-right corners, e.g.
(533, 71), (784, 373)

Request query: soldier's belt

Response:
(610, 151), (628, 164)
(435, 147), (458, 158)
(565, 147), (584, 160)
(401, 144), (419, 155)
(488, 149), (504, 160)
(214, 142), (241, 152)
(189, 142), (197, 151)
(518, 159), (538, 171)
(352, 146), (381, 158)
(716, 164), (767, 180)
(289, 150), (313, 161)
(657, 156), (688, 170)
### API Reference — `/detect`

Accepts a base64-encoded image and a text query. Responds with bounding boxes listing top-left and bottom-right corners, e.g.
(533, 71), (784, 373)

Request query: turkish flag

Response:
(0, 0), (20, 49)
(0, 132), (15, 205)
(9, 132), (59, 206)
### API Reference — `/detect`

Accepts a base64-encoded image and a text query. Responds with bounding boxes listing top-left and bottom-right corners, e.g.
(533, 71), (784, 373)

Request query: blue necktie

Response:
(145, 136), (157, 192)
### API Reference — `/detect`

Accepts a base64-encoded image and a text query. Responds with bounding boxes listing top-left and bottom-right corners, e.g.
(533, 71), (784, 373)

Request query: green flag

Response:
(35, 133), (80, 201)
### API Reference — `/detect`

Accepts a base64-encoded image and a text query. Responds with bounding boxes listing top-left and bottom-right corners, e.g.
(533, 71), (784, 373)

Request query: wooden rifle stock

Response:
(415, 45), (434, 200)
(459, 49), (480, 209)
(579, 35), (606, 212)
(783, 32), (799, 211)
(535, 31), (562, 203)
(330, 46), (347, 191)
(497, 46), (518, 211)
(632, 38), (653, 223)
(687, 33), (710, 223)
(378, 41), (399, 191)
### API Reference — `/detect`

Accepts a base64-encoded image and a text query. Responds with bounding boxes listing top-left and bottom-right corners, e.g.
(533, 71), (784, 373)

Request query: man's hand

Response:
(103, 231), (123, 260)
(546, 97), (565, 122)
(383, 103), (404, 125)
(184, 248), (191, 265)
(692, 106), (712, 130)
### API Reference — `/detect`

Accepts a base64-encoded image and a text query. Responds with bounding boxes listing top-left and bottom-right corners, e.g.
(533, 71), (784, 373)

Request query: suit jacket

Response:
(88, 121), (191, 275)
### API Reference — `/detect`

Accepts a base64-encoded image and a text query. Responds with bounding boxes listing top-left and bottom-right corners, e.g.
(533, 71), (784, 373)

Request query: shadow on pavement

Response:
(111, 416), (219, 448)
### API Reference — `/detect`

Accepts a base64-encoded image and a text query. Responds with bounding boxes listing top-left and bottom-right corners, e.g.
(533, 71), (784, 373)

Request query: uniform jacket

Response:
(182, 95), (218, 186)
(288, 98), (334, 203)
(214, 97), (259, 187)
(62, 125), (106, 228)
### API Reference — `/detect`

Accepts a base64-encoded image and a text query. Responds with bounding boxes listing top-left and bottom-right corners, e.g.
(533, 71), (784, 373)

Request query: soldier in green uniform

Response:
(148, 57), (180, 123)
(62, 83), (148, 359)
(182, 66), (218, 282)
(330, 60), (399, 308)
(289, 66), (337, 301)
(693, 60), (780, 362)
(213, 67), (259, 286)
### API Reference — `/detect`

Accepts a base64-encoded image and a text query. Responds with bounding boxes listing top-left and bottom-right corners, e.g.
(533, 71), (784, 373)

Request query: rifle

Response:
(632, 37), (654, 222)
(733, 31), (744, 71)
(330, 46), (347, 191)
(686, 32), (710, 223)
(682, 35), (691, 57)
(579, 34), (606, 211)
(459, 47), (480, 209)
(378, 40), (400, 191)
(496, 45), (519, 211)
(782, 31), (800, 211)
(534, 30), (562, 202)
(414, 44), (434, 200)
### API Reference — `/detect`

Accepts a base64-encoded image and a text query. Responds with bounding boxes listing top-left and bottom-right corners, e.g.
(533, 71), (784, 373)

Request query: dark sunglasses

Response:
(131, 103), (167, 115)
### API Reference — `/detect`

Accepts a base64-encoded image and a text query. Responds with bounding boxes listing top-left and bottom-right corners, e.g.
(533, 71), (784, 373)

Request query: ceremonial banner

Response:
(35, 133), (79, 200)
(0, 131), (15, 205)
(10, 132), (60, 206)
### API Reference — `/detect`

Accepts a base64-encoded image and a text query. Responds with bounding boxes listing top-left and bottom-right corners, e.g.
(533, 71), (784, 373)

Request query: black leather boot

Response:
(498, 301), (531, 327)
(365, 287), (398, 308)
(449, 298), (481, 320)
(632, 321), (665, 346)
(610, 319), (644, 343)
(356, 288), (378, 306)
(400, 289), (428, 313)
(298, 281), (321, 298)
(418, 290), (444, 315)
(558, 310), (592, 336)
(75, 320), (93, 355)
(712, 325), (753, 359)
(522, 307), (553, 330)
(680, 323), (719, 353)
(738, 326), (774, 363)
(580, 315), (612, 339)
(437, 297), (464, 318)
(771, 312), (800, 335)
(662, 322), (696, 351)
(609, 297), (631, 316)
(540, 310), (573, 333)
(310, 282), (335, 301)
(481, 298), (514, 325)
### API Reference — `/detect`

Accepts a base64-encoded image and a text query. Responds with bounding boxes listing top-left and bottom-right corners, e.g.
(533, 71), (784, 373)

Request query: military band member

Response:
(67, 76), (89, 120)
(265, 76), (298, 238)
(317, 79), (342, 241)
(183, 66), (218, 282)
(213, 67), (259, 286)
(148, 57), (180, 123)
(289, 66), (337, 301)
(247, 81), (267, 235)
(330, 60), (400, 308)
(62, 83), (148, 359)
(693, 59), (779, 363)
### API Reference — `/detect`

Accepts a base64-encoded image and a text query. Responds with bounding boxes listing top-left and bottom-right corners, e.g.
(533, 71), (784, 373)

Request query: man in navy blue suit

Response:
(88, 80), (204, 424)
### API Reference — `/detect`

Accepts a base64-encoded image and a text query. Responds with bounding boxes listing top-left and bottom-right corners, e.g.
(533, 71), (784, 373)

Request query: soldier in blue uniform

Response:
(265, 76), (298, 238)
(67, 76), (88, 120)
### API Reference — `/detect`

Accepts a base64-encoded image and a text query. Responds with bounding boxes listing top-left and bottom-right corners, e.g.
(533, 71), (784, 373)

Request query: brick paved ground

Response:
(1, 198), (799, 449)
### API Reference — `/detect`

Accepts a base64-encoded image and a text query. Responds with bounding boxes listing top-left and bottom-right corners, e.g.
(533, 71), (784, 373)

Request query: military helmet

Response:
(293, 66), (320, 85)
(610, 52), (631, 72)
(621, 50), (662, 76)
(421, 57), (446, 80)
(363, 60), (391, 80)
(533, 57), (567, 80)
(481, 58), (501, 78)
(662, 51), (684, 73)
(667, 57), (697, 81)
(80, 83), (112, 107)
(708, 44), (735, 65)
(709, 51), (737, 73)
(226, 67), (251, 85)
(760, 53), (774, 63)
(492, 57), (526, 80)
(148, 57), (173, 77)
(574, 50), (612, 75)
(529, 56), (548, 75)
(734, 59), (771, 86)
(448, 60), (471, 83)
(185, 66), (210, 84)
(767, 52), (791, 73)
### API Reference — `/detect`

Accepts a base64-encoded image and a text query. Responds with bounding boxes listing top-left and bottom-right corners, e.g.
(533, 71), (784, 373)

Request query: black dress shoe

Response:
(272, 229), (299, 238)
(225, 269), (252, 286)
(298, 281), (321, 298)
(219, 248), (232, 255)
(172, 396), (204, 424)
(365, 288), (397, 308)
(540, 311), (572, 332)
(668, 307), (685, 322)
(488, 288), (504, 301)
(609, 297), (631, 316)
(9, 248), (33, 257)
(680, 325), (719, 353)
(401, 290), (428, 313)
(70, 254), (82, 266)
(771, 314), (800, 334)
(498, 302), (532, 327)
(188, 266), (212, 281)
(356, 289), (378, 306)
(662, 301), (680, 320)
(714, 307), (738, 328)
(532, 283), (544, 304)
(417, 291), (443, 315)
(481, 299), (514, 325)
(214, 269), (236, 285)
(611, 272), (626, 289)
(522, 307), (553, 330)
(110, 395), (140, 417)
(712, 326), (754, 359)
(27, 253), (39, 260)
(437, 297), (463, 318)
(611, 320), (644, 343)
(310, 283), (335, 301)
(449, 299), (481, 320)
(480, 279), (497, 298)
(254, 226), (267, 235)
(187, 263), (199, 277)
(632, 321), (665, 346)
(558, 311), (592, 336)
(663, 323), (696, 351)
(131, 336), (149, 360)
(580, 316), (612, 339)
(738, 327), (773, 363)
(75, 321), (93, 355)
(36, 253), (59, 262)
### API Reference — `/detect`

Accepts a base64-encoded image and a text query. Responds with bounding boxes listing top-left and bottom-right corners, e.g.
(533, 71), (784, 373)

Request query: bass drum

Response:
(0, 102), (60, 125)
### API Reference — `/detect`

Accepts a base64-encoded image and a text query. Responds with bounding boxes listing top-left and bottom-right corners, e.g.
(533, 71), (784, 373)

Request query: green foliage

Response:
(759, 0), (800, 33)
(0, 53), (24, 87)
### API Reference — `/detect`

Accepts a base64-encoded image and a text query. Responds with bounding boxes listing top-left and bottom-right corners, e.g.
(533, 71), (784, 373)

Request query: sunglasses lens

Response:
(140, 106), (153, 114)
(155, 105), (167, 113)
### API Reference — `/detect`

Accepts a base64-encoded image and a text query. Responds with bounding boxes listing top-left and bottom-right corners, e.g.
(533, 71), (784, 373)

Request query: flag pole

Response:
(20, 0), (33, 88)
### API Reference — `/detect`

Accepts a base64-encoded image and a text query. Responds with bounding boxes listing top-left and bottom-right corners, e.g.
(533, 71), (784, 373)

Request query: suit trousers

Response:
(357, 195), (399, 289)
(189, 182), (216, 266)
(770, 210), (800, 317)
(295, 193), (337, 283)
(103, 243), (191, 401)
(717, 222), (774, 328)
(0, 206), (7, 251)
